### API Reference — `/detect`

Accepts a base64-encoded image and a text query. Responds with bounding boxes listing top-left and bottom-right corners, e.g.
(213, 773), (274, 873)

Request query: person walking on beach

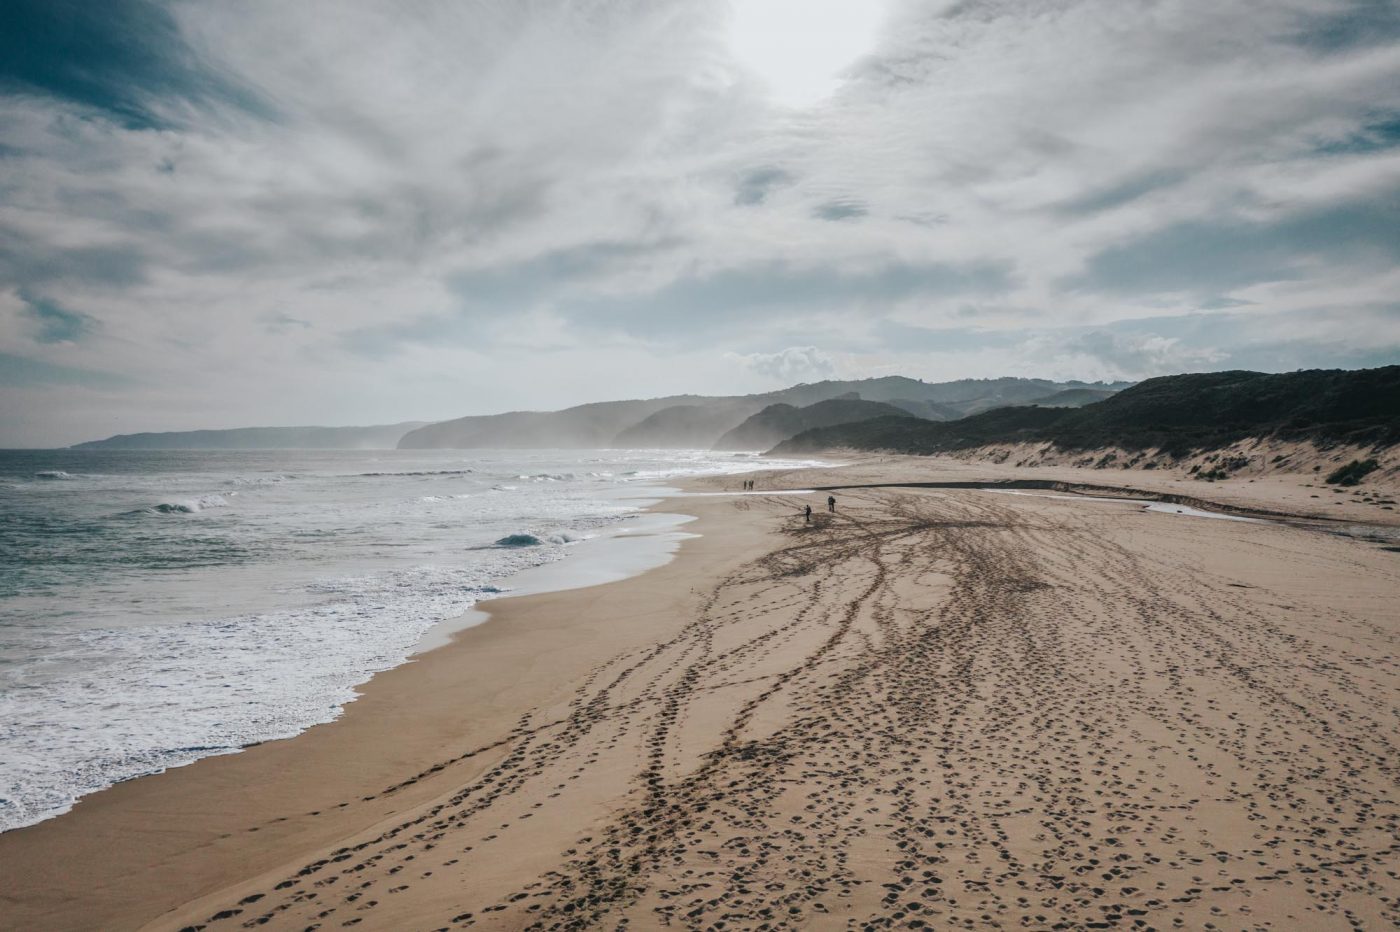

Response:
(827, 495), (836, 513)
(804, 504), (812, 523)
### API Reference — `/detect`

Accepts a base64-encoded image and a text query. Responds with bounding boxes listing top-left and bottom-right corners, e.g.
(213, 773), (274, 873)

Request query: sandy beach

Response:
(2, 458), (1398, 931)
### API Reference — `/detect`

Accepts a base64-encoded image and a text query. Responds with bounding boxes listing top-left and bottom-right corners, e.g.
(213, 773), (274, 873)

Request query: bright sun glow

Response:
(728, 0), (889, 108)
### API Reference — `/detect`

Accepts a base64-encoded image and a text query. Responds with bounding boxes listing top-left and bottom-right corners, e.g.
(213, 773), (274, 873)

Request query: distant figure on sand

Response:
(804, 504), (812, 523)
(828, 495), (836, 513)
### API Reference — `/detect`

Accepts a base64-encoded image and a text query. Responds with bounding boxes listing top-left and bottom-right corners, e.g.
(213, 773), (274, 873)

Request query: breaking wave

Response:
(148, 494), (233, 515)
(355, 469), (475, 478)
(494, 530), (589, 548)
(225, 474), (294, 487)
(495, 533), (543, 547)
(0, 447), (829, 833)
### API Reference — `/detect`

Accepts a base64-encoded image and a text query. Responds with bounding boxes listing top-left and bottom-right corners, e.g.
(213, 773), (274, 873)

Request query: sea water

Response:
(0, 448), (817, 832)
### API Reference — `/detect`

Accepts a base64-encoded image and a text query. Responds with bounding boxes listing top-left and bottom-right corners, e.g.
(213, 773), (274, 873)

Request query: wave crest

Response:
(356, 469), (474, 478)
(495, 533), (543, 547)
(494, 529), (588, 547)
(149, 494), (232, 515)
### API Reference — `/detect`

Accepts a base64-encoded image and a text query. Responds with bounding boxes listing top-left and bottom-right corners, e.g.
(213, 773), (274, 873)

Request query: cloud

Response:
(262, 312), (311, 334)
(0, 0), (274, 129)
(1, 0), (1398, 444)
(727, 346), (838, 383)
(561, 258), (1017, 341)
(1066, 196), (1400, 297)
(0, 351), (134, 388)
(1022, 330), (1229, 380)
(723, 304), (1400, 391)
(813, 199), (868, 221)
(18, 289), (96, 343)
(1284, 0), (1400, 55)
(734, 167), (794, 206)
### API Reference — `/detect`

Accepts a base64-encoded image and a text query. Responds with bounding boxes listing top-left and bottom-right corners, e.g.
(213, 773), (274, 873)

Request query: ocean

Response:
(0, 447), (817, 833)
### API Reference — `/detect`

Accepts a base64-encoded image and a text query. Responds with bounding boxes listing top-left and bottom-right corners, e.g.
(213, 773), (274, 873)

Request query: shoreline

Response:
(0, 450), (832, 839)
(0, 462), (793, 837)
(412, 509), (700, 654)
(0, 508), (703, 837)
(0, 470), (796, 931)
(1, 457), (1397, 930)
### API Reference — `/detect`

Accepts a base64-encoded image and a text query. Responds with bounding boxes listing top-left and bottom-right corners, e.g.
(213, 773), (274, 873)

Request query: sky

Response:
(1, 0), (1398, 446)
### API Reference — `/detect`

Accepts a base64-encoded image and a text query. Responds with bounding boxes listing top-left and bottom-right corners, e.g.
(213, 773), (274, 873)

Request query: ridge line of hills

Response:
(393, 376), (1122, 450)
(68, 367), (1399, 467)
(70, 377), (1123, 450)
(70, 422), (428, 451)
(771, 366), (1400, 466)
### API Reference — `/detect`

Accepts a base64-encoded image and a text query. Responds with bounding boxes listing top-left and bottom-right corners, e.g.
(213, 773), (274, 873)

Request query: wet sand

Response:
(1, 460), (1398, 930)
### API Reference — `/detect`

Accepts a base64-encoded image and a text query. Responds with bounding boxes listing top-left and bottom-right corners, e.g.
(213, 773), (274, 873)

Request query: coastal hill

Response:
(772, 366), (1400, 475)
(71, 422), (427, 451)
(67, 377), (1129, 451)
(398, 376), (1126, 449)
(1025, 387), (1118, 407)
(398, 397), (704, 450)
(712, 397), (914, 451)
(611, 400), (763, 449)
(883, 398), (968, 420)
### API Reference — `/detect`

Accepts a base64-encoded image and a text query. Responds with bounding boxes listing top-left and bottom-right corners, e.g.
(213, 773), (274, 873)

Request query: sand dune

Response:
(2, 462), (1398, 930)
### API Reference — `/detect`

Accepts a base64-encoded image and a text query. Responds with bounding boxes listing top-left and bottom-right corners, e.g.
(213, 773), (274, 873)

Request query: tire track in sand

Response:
(176, 490), (1400, 932)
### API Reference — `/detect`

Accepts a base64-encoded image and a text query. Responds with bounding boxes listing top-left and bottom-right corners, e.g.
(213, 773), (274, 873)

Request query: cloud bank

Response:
(727, 346), (838, 383)
(1, 0), (1397, 444)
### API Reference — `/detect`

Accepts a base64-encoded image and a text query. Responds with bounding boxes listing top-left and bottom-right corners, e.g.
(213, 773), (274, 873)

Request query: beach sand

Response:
(2, 458), (1398, 930)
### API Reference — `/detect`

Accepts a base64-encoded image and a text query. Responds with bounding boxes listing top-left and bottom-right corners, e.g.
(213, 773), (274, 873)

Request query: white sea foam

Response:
(495, 533), (544, 547)
(0, 567), (524, 831)
(226, 474), (294, 487)
(356, 468), (475, 478)
(149, 493), (233, 514)
(0, 447), (827, 833)
(494, 529), (592, 547)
